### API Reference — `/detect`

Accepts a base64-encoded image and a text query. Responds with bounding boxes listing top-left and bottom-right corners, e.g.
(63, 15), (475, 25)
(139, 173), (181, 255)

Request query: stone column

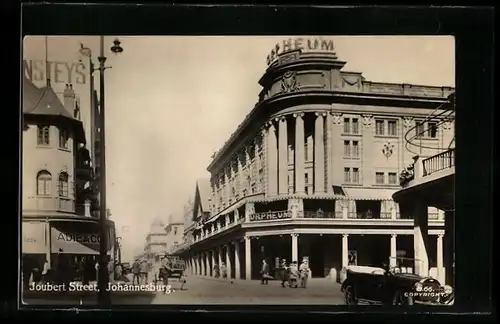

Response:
(342, 234), (349, 267)
(234, 241), (241, 280)
(205, 252), (210, 276)
(390, 234), (397, 267)
(294, 112), (305, 194)
(342, 200), (348, 219)
(217, 246), (222, 269)
(437, 234), (444, 284)
(444, 210), (454, 286)
(245, 236), (252, 280)
(413, 203), (429, 277)
(225, 244), (232, 280)
(211, 250), (216, 277)
(198, 254), (203, 276)
(330, 112), (343, 184)
(266, 121), (278, 196)
(291, 233), (299, 262)
(278, 116), (288, 195)
(237, 152), (244, 198)
(224, 169), (230, 207)
(314, 112), (326, 193)
(325, 111), (333, 193)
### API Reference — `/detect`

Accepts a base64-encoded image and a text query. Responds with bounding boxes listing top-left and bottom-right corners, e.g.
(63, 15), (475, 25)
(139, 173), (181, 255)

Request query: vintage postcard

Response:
(21, 35), (455, 306)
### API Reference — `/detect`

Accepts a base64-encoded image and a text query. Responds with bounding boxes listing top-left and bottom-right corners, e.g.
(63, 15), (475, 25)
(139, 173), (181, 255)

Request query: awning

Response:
(342, 187), (396, 201)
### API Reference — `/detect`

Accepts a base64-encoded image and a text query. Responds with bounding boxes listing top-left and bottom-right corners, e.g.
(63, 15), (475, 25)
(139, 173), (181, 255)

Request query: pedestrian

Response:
(115, 263), (123, 281)
(288, 261), (299, 288)
(132, 259), (141, 285)
(213, 263), (220, 278)
(95, 260), (100, 283)
(260, 259), (271, 285)
(220, 262), (227, 279)
(140, 260), (149, 284)
(299, 258), (310, 288)
(41, 259), (50, 284)
(279, 258), (288, 288)
(107, 258), (115, 284)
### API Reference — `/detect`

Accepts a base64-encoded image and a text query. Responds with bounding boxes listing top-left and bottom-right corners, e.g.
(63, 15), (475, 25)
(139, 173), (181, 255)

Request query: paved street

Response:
(151, 276), (345, 305)
(21, 276), (345, 305)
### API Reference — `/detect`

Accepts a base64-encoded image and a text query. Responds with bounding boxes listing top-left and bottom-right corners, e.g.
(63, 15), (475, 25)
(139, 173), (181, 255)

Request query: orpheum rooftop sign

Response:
(266, 37), (335, 66)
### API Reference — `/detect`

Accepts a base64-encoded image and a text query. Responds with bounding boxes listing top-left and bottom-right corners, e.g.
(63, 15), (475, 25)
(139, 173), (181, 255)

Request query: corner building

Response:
(22, 76), (115, 284)
(182, 42), (454, 283)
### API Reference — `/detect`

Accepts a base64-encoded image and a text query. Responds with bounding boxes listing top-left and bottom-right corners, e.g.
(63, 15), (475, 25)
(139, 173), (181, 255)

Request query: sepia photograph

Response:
(20, 35), (455, 306)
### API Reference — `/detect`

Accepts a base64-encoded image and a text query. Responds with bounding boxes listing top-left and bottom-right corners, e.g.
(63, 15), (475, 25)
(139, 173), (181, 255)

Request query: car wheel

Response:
(344, 285), (358, 305)
(393, 291), (413, 305)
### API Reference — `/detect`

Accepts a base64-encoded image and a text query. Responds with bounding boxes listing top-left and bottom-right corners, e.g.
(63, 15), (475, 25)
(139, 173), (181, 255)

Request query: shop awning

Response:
(342, 187), (396, 201)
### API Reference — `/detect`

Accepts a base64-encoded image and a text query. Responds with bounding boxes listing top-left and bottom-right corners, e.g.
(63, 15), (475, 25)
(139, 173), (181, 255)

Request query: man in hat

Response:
(131, 259), (141, 285)
(279, 258), (288, 288)
(299, 258), (310, 288)
(288, 261), (299, 288)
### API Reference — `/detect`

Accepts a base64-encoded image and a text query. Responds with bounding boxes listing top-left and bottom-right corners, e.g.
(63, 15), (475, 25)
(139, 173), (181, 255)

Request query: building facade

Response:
(143, 218), (168, 264)
(22, 76), (115, 284)
(176, 39), (454, 284)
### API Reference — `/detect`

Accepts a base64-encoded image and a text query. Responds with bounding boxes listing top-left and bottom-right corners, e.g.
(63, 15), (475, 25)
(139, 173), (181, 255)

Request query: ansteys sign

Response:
(23, 59), (88, 85)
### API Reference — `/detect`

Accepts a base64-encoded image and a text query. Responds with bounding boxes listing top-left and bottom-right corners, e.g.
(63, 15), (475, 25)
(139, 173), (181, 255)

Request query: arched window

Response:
(58, 172), (69, 197)
(36, 170), (52, 196)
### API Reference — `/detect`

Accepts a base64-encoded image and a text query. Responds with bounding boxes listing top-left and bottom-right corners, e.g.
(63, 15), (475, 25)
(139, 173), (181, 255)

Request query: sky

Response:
(23, 35), (455, 262)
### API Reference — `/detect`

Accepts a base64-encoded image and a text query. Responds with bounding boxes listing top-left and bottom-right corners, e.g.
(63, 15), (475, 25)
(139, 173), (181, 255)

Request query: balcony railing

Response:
(33, 196), (75, 213)
(298, 211), (342, 219)
(249, 210), (291, 221)
(422, 148), (455, 176)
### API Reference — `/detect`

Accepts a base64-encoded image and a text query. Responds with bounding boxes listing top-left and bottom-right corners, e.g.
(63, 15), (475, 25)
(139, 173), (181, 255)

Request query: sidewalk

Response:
(192, 275), (337, 286)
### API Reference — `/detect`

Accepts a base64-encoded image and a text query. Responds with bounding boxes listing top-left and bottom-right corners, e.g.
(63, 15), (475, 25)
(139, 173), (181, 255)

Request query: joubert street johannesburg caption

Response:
(28, 282), (172, 293)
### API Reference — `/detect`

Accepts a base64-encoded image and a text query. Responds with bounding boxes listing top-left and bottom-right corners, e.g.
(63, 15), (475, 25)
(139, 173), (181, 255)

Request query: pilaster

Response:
(314, 112), (326, 193)
(293, 112), (305, 194)
(278, 116), (288, 195)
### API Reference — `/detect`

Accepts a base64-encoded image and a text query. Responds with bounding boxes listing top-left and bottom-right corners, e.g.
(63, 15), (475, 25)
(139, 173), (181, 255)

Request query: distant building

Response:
(143, 217), (168, 263)
(22, 76), (115, 284)
(174, 39), (454, 282)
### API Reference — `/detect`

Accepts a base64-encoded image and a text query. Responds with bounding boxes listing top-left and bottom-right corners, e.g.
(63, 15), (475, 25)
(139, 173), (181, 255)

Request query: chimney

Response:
(63, 84), (76, 115)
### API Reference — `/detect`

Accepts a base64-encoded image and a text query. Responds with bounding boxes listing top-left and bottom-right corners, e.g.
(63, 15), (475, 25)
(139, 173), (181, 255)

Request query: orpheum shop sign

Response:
(51, 227), (101, 254)
(266, 37), (335, 65)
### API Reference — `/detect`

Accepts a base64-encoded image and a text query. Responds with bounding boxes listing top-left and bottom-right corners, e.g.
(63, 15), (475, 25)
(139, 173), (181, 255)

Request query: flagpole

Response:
(45, 36), (50, 87)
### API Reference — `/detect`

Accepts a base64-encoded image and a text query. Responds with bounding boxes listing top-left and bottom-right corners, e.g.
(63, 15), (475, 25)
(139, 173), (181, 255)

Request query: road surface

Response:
(21, 277), (345, 306)
(151, 276), (345, 305)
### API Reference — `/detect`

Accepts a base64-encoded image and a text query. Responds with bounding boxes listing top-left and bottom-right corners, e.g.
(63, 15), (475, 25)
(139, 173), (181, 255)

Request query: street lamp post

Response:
(80, 36), (123, 306)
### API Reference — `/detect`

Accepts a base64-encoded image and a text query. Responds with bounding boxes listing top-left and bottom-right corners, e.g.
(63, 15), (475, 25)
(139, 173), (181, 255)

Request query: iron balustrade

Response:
(249, 210), (291, 221)
(299, 211), (340, 219)
(422, 148), (455, 176)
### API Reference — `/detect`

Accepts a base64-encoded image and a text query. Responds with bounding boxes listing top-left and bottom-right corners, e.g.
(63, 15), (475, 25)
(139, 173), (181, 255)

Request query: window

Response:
(344, 141), (359, 158)
(58, 172), (69, 197)
(352, 141), (359, 158)
(173, 227), (178, 235)
(388, 120), (397, 136)
(388, 172), (397, 184)
(344, 168), (351, 183)
(427, 122), (437, 138)
(416, 121), (425, 138)
(343, 118), (359, 134)
(304, 143), (309, 161)
(37, 125), (50, 145)
(59, 128), (69, 149)
(352, 118), (359, 134)
(343, 118), (350, 133)
(375, 120), (385, 135)
(36, 170), (52, 196)
(352, 168), (360, 183)
(344, 141), (350, 157)
(376, 172), (385, 184)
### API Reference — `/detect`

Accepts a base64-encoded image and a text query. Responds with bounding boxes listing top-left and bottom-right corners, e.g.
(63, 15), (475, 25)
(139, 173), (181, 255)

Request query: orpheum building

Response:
(177, 38), (455, 284)
(21, 76), (115, 285)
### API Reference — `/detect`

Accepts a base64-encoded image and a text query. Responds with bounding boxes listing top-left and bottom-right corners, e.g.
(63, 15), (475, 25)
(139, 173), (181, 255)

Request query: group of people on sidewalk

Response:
(212, 262), (228, 279)
(260, 258), (310, 288)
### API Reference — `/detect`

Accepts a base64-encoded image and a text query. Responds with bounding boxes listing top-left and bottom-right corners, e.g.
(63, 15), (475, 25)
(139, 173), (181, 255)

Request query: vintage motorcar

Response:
(338, 265), (385, 284)
(341, 263), (454, 305)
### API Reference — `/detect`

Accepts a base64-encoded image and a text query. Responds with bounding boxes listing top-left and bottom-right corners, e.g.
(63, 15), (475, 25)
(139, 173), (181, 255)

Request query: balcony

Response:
(393, 148), (455, 210)
(25, 196), (75, 214)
